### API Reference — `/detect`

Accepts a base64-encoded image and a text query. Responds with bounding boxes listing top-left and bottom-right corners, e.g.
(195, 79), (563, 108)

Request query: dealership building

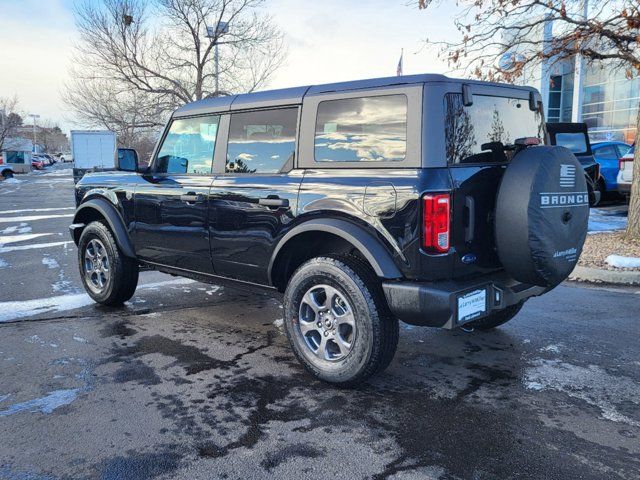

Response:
(513, 7), (638, 145)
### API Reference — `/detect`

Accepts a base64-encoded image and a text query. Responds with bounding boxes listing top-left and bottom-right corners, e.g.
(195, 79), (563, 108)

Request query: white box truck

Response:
(70, 130), (117, 183)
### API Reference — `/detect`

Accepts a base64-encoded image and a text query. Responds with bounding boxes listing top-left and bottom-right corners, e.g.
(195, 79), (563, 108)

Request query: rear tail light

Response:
(423, 194), (451, 253)
(619, 157), (632, 171)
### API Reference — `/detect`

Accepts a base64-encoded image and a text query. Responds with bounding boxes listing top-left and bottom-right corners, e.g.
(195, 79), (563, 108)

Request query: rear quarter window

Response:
(314, 94), (407, 162)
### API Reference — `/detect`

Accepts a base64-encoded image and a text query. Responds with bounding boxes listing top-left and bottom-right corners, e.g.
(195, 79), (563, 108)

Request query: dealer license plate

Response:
(457, 289), (487, 323)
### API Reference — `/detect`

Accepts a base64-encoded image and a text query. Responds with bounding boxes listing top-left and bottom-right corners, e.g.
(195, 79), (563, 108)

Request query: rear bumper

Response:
(617, 181), (631, 194)
(382, 273), (547, 329)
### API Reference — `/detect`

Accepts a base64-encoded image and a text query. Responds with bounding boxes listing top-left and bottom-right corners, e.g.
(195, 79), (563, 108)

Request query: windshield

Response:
(445, 93), (545, 164)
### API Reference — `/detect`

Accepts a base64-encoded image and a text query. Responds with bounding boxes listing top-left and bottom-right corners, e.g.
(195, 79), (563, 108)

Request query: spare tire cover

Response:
(495, 146), (589, 287)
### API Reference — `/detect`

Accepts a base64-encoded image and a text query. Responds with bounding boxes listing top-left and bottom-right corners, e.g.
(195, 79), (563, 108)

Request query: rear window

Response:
(555, 133), (588, 155)
(445, 93), (544, 164)
(314, 94), (407, 162)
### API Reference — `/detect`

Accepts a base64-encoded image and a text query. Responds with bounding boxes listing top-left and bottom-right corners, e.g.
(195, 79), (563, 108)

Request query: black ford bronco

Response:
(71, 74), (589, 385)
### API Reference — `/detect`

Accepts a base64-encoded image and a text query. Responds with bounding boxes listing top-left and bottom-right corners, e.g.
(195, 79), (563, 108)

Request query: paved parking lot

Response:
(1, 166), (639, 479)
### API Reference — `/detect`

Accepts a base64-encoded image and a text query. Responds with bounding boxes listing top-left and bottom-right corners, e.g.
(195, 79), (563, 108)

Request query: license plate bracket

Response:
(457, 288), (487, 324)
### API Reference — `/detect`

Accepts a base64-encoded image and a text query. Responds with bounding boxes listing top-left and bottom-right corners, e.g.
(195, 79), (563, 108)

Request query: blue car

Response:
(591, 141), (631, 194)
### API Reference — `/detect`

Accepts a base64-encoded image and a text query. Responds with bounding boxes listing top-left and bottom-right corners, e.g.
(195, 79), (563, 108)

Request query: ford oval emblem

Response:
(461, 253), (477, 264)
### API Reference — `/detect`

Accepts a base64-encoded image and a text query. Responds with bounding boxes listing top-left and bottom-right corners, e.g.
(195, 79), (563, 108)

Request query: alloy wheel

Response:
(297, 284), (356, 361)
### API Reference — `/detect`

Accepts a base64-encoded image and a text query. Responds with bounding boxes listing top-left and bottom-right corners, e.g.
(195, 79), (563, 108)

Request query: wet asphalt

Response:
(0, 165), (639, 480)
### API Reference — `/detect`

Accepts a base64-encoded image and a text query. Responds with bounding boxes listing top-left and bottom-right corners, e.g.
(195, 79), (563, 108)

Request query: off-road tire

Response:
(464, 302), (524, 331)
(283, 255), (398, 386)
(78, 221), (139, 306)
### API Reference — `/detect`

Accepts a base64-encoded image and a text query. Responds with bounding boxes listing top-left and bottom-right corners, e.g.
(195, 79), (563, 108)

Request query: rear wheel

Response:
(283, 255), (398, 386)
(463, 302), (524, 331)
(78, 221), (139, 306)
(1, 170), (14, 181)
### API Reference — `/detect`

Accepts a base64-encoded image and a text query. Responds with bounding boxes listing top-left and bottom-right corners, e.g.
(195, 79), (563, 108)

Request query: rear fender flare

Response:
(268, 218), (403, 283)
(72, 198), (136, 258)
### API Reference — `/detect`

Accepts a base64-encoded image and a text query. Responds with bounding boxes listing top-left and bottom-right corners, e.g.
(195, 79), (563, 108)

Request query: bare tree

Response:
(0, 96), (23, 152)
(418, 0), (640, 238)
(64, 0), (287, 145)
(38, 120), (70, 154)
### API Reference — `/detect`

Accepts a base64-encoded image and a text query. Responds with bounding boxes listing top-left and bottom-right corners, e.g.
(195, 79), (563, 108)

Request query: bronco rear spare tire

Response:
(495, 146), (589, 288)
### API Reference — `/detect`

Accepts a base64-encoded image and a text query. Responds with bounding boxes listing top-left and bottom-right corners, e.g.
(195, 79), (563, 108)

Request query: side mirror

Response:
(116, 148), (139, 172)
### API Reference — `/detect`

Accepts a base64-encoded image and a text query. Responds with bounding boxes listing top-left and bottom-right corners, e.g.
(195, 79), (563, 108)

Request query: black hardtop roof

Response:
(173, 73), (537, 118)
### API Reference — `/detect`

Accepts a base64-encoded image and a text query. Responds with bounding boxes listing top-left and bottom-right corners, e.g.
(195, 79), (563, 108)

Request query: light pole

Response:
(28, 114), (40, 153)
(206, 22), (229, 96)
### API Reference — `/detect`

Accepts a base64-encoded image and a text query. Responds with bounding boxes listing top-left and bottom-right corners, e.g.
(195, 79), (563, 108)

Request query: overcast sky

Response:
(0, 0), (459, 133)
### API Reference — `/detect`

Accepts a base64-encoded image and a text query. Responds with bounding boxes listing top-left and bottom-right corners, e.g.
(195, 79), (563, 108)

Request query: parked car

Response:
(31, 157), (45, 170)
(546, 122), (602, 206)
(42, 153), (56, 165)
(56, 152), (73, 163)
(0, 164), (15, 180)
(617, 143), (635, 198)
(70, 74), (590, 385)
(591, 141), (630, 195)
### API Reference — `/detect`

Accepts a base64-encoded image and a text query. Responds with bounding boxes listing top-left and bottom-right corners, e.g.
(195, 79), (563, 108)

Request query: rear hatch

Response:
(443, 90), (546, 278)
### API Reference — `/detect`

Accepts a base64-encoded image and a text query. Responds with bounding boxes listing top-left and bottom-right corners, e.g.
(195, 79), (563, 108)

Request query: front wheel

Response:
(78, 221), (139, 306)
(283, 255), (398, 386)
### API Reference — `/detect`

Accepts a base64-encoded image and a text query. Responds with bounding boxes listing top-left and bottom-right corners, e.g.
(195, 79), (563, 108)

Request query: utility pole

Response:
(28, 113), (40, 153)
(206, 22), (229, 96)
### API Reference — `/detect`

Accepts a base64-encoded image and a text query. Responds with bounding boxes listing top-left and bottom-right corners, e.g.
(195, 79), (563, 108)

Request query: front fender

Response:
(72, 198), (136, 258)
(268, 218), (403, 281)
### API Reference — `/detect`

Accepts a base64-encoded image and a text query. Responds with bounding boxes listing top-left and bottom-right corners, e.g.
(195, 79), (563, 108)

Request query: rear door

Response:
(444, 88), (546, 276)
(133, 114), (220, 273)
(208, 107), (302, 285)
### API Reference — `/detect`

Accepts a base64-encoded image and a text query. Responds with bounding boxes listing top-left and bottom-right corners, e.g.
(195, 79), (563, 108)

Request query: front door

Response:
(133, 114), (220, 273)
(209, 107), (301, 285)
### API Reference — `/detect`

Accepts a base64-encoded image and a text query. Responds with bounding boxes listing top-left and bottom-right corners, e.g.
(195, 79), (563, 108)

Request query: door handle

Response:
(180, 192), (205, 204)
(258, 197), (289, 208)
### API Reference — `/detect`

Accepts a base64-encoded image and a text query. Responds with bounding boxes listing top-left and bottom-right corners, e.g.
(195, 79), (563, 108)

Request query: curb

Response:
(569, 265), (640, 286)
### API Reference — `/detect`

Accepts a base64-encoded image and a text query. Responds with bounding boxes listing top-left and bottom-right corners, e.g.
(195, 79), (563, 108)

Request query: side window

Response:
(594, 145), (618, 160)
(314, 95), (407, 162)
(226, 108), (298, 174)
(155, 115), (220, 174)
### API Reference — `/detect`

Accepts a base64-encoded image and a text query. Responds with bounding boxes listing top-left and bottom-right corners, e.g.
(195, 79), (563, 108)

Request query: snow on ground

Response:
(588, 207), (628, 233)
(1, 178), (22, 184)
(0, 233), (53, 246)
(605, 254), (640, 269)
(0, 388), (82, 417)
(0, 259), (8, 268)
(524, 358), (640, 427)
(0, 241), (73, 254)
(42, 256), (60, 269)
(0, 278), (195, 323)
(0, 207), (74, 215)
(0, 214), (73, 223)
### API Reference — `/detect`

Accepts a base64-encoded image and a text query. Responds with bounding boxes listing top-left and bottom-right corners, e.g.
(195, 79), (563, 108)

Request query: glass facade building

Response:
(581, 66), (639, 143)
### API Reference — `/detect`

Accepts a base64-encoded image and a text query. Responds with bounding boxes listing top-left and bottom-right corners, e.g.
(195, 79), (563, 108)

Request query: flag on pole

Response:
(396, 49), (403, 76)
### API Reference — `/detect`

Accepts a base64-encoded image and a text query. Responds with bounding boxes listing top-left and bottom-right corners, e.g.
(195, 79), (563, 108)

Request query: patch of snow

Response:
(18, 226), (32, 233)
(0, 258), (7, 268)
(0, 233), (53, 246)
(0, 277), (196, 323)
(0, 226), (18, 234)
(0, 394), (10, 403)
(0, 240), (73, 254)
(42, 257), (60, 269)
(588, 208), (628, 233)
(605, 254), (640, 269)
(0, 206), (74, 215)
(72, 336), (88, 343)
(540, 344), (562, 353)
(2, 178), (22, 184)
(273, 318), (284, 328)
(0, 213), (73, 223)
(524, 358), (640, 427)
(0, 388), (81, 417)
